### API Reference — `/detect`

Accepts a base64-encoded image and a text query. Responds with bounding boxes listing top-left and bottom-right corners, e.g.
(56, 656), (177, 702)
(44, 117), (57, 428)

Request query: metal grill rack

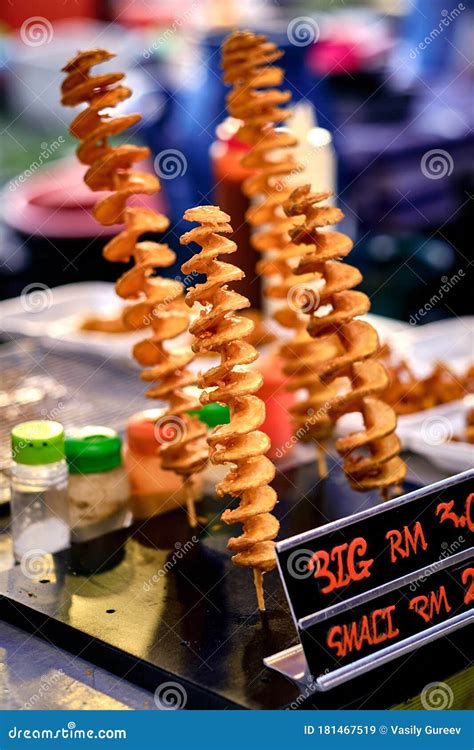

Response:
(0, 337), (150, 468)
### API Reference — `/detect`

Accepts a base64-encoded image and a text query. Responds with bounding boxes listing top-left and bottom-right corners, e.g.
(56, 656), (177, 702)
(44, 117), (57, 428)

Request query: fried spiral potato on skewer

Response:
(221, 30), (335, 474)
(286, 185), (406, 498)
(221, 29), (300, 283)
(61, 49), (207, 525)
(181, 205), (279, 611)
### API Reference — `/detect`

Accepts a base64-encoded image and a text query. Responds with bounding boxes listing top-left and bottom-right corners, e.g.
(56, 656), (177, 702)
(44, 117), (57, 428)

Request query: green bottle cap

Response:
(65, 426), (122, 474)
(188, 403), (230, 428)
(12, 420), (65, 465)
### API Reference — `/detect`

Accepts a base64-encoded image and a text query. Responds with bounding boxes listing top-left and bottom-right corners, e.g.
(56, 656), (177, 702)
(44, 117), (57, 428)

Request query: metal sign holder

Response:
(264, 469), (474, 691)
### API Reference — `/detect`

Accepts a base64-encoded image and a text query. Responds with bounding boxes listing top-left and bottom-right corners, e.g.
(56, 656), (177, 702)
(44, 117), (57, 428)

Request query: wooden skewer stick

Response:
(184, 474), (198, 528)
(253, 569), (265, 612)
(316, 442), (328, 479)
(381, 486), (391, 501)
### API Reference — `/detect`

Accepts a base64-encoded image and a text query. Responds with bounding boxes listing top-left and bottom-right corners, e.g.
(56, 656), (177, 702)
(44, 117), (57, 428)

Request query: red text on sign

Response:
(326, 605), (399, 658)
(385, 521), (427, 564)
(409, 585), (452, 623)
(461, 567), (474, 605)
(308, 537), (374, 594)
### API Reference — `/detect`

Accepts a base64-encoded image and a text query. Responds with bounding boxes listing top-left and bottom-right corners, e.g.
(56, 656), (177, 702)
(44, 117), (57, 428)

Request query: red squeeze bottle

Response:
(211, 119), (262, 310)
(257, 350), (296, 461)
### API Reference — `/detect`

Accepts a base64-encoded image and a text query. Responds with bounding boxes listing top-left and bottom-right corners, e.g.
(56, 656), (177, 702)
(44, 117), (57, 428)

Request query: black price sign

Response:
(299, 556), (473, 675)
(277, 473), (473, 621)
(275, 470), (474, 686)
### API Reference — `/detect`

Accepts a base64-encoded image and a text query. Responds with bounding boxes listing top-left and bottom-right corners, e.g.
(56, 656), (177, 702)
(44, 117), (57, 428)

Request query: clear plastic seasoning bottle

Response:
(10, 420), (70, 562)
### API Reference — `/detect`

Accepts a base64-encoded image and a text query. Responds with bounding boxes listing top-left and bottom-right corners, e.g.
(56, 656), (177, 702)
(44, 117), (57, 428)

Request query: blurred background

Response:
(0, 1), (472, 711)
(0, 0), (472, 322)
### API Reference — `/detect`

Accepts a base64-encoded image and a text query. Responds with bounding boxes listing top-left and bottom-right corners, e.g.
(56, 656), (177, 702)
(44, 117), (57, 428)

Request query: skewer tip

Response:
(253, 568), (266, 612)
(184, 475), (198, 527)
(316, 443), (328, 479)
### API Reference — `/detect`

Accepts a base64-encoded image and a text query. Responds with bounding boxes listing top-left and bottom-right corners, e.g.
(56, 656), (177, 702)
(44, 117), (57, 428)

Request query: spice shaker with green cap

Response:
(65, 426), (129, 541)
(10, 420), (70, 561)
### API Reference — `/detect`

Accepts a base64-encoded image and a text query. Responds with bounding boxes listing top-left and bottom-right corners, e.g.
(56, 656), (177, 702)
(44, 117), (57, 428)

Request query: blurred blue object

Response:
(400, 0), (474, 76)
(137, 28), (314, 245)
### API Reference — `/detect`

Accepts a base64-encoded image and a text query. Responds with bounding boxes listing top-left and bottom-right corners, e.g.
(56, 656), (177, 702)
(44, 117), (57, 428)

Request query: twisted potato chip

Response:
(61, 49), (207, 525)
(286, 185), (407, 498)
(378, 346), (471, 415)
(181, 205), (279, 610)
